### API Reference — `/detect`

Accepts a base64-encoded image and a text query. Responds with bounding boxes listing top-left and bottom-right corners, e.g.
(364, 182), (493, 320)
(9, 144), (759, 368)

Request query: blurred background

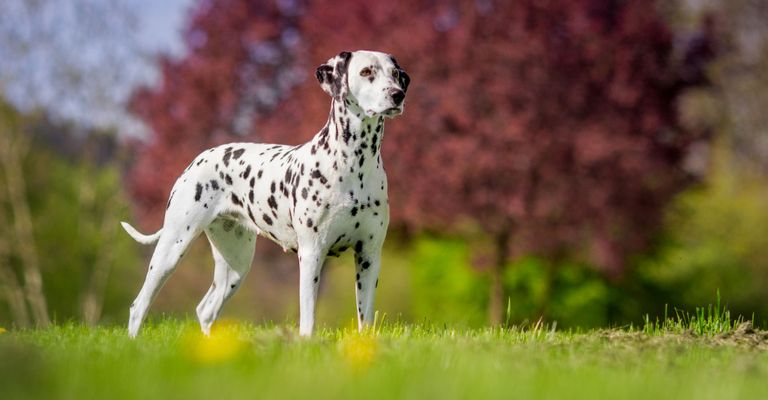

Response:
(0, 0), (766, 330)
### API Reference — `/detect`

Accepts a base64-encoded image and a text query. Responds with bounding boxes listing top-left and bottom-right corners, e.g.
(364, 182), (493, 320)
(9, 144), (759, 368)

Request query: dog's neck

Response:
(310, 98), (385, 171)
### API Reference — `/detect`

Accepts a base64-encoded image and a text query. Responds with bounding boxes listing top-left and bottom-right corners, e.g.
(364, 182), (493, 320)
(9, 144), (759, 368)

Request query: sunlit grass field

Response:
(2, 308), (768, 400)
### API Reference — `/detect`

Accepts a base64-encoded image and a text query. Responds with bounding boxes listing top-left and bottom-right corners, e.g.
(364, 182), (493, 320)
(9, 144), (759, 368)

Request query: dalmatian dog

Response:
(120, 50), (410, 337)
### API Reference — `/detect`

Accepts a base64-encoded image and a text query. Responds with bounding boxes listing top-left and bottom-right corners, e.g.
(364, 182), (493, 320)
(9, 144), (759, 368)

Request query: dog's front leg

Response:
(298, 247), (325, 336)
(354, 243), (383, 331)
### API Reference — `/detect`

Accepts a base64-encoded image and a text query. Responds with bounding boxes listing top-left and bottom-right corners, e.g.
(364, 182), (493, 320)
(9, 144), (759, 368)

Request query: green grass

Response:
(2, 313), (768, 400)
(641, 291), (749, 335)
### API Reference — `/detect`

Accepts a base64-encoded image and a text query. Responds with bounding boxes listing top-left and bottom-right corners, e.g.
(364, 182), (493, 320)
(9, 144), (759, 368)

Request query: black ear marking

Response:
(390, 56), (410, 92)
(316, 51), (353, 99)
(315, 64), (333, 84)
(399, 70), (411, 93)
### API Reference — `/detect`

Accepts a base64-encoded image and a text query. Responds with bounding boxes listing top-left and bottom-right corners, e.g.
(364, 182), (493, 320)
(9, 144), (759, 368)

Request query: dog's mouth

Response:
(383, 106), (403, 117)
(363, 106), (403, 118)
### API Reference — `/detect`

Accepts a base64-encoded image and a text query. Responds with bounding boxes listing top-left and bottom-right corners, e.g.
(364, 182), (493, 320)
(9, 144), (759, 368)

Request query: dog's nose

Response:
(390, 89), (405, 106)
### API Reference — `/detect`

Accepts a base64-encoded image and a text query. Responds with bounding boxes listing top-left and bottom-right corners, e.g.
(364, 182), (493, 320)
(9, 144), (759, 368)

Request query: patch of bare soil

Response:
(589, 321), (768, 350)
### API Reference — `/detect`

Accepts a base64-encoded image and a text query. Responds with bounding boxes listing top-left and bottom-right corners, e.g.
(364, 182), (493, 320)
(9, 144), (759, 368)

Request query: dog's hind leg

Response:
(196, 218), (256, 335)
(128, 222), (201, 337)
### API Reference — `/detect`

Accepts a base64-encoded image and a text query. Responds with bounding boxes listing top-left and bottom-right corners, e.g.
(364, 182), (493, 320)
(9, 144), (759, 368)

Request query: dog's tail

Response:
(120, 222), (162, 245)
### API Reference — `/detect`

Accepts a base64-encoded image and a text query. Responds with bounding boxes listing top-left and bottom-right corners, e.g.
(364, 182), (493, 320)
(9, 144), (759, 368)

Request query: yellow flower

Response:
(183, 320), (247, 364)
(339, 331), (378, 371)
(0, 327), (6, 334)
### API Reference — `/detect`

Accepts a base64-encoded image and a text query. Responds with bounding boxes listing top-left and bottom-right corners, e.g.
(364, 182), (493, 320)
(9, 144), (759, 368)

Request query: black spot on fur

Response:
(233, 149), (245, 159)
(194, 183), (203, 201)
(225, 174), (233, 185)
(231, 193), (242, 206)
(243, 165), (251, 179)
(310, 169), (328, 185)
(351, 207), (358, 216)
(355, 241), (363, 253)
(361, 261), (370, 270)
(262, 214), (273, 225)
(267, 195), (278, 210)
(210, 180), (220, 190)
(307, 218), (313, 228)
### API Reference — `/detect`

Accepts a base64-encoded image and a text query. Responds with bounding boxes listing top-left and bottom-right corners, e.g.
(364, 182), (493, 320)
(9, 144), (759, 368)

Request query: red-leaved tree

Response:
(128, 0), (714, 324)
(128, 0), (304, 223)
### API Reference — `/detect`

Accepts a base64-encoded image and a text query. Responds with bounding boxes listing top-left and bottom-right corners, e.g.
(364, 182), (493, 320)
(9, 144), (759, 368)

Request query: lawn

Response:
(2, 313), (768, 400)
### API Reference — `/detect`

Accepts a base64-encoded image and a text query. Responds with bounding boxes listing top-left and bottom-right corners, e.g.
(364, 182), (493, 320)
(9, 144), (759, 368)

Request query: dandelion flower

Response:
(339, 332), (378, 371)
(183, 320), (247, 364)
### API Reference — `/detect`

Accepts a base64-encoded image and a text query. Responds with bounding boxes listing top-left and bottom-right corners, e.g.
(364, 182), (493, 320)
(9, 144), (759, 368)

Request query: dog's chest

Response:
(294, 154), (389, 249)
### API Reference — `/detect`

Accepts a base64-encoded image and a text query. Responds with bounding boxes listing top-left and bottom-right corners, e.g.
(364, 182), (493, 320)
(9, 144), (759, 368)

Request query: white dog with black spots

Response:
(121, 50), (410, 337)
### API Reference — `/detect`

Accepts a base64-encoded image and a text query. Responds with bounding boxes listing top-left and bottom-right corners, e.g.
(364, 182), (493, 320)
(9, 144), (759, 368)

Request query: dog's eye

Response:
(360, 68), (372, 77)
(391, 69), (399, 79)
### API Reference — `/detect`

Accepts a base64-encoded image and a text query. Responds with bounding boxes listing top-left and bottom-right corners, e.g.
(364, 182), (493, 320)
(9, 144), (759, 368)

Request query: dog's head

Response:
(316, 50), (410, 118)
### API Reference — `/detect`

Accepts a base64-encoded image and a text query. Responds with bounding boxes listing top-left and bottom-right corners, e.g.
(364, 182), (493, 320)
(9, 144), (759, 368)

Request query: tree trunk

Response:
(0, 130), (50, 326)
(0, 265), (30, 327)
(488, 230), (510, 326)
(81, 189), (120, 326)
(0, 181), (31, 327)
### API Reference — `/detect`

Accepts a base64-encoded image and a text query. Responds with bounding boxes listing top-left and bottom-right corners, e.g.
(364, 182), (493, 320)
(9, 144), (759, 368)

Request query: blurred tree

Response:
(0, 0), (150, 133)
(636, 0), (768, 324)
(0, 101), (49, 327)
(0, 98), (141, 327)
(0, 169), (32, 327)
(697, 0), (768, 171)
(262, 0), (717, 323)
(128, 0), (715, 324)
(128, 0), (305, 225)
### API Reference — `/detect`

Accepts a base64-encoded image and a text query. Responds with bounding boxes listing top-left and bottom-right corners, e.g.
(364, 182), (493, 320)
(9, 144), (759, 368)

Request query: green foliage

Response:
(503, 257), (612, 328)
(1, 321), (767, 400)
(407, 236), (613, 328)
(639, 164), (768, 324)
(409, 237), (488, 327)
(0, 139), (141, 325)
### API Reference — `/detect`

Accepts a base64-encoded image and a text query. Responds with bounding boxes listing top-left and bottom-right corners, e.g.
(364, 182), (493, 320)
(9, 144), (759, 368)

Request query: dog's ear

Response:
(390, 56), (410, 93)
(315, 51), (352, 99)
